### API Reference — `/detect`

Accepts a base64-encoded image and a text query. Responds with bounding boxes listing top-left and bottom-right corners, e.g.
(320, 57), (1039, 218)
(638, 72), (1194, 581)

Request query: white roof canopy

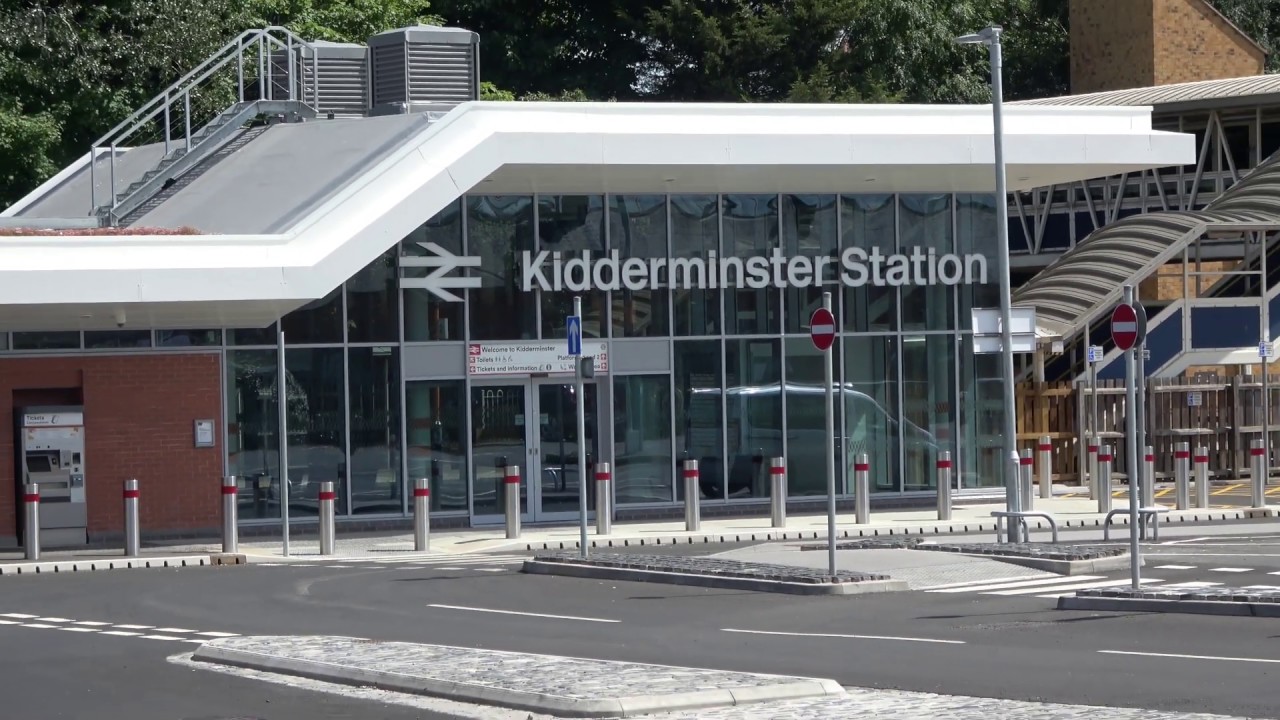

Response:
(0, 101), (1194, 330)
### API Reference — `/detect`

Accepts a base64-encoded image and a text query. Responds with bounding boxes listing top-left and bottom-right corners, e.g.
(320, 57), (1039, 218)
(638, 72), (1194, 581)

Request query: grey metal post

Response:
(1098, 445), (1113, 514)
(1194, 447), (1210, 509)
(1143, 445), (1156, 509)
(1090, 356), (1100, 495)
(574, 296), (588, 559)
(854, 453), (870, 524)
(1087, 436), (1099, 500)
(1123, 285), (1142, 590)
(1038, 436), (1053, 499)
(1174, 443), (1190, 511)
(123, 479), (140, 557)
(1019, 448), (1034, 511)
(683, 459), (700, 532)
(937, 451), (952, 521)
(277, 327), (290, 557)
(222, 476), (239, 553)
(769, 457), (787, 528)
(23, 484), (39, 561)
(318, 481), (335, 556)
(822, 292), (837, 576)
(595, 462), (612, 536)
(413, 477), (430, 552)
(1252, 438), (1267, 508)
(504, 465), (521, 539)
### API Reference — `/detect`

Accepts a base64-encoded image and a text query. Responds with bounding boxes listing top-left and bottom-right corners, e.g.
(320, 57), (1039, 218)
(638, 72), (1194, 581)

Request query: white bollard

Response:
(23, 484), (40, 561)
(854, 453), (870, 524)
(936, 451), (952, 521)
(683, 459), (700, 532)
(1038, 436), (1053, 499)
(1252, 438), (1267, 509)
(318, 481), (336, 555)
(1087, 437), (1099, 500)
(1142, 445), (1156, 508)
(1194, 447), (1210, 509)
(222, 476), (239, 553)
(1173, 444), (1190, 511)
(1019, 448), (1035, 511)
(413, 477), (430, 552)
(769, 457), (787, 528)
(595, 462), (612, 536)
(1098, 445), (1113, 514)
(504, 465), (521, 539)
(123, 479), (140, 557)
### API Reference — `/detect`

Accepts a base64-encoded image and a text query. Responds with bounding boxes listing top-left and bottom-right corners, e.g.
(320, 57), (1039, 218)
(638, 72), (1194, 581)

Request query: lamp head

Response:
(953, 25), (1002, 45)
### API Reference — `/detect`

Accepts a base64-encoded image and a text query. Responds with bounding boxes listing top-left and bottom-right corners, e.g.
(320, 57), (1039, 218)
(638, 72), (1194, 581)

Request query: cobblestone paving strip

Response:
(531, 551), (887, 584)
(646, 686), (1252, 719)
(919, 542), (1129, 561)
(798, 537), (923, 551)
(1083, 586), (1280, 602)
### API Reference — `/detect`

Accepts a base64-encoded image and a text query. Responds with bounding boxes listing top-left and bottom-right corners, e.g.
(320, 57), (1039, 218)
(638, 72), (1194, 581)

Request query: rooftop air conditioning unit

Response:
(272, 40), (369, 119)
(366, 25), (480, 117)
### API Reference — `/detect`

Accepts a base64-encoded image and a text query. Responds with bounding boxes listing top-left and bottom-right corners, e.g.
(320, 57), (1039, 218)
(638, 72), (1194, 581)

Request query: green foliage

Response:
(244, 0), (439, 43)
(480, 81), (516, 101)
(1210, 0), (1280, 73)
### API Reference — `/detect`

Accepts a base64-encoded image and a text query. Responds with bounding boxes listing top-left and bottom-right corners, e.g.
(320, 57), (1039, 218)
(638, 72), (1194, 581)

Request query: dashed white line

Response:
(140, 634), (186, 641)
(37, 617), (72, 623)
(1100, 650), (1280, 664)
(427, 604), (621, 624)
(1153, 565), (1196, 570)
(21, 623), (56, 628)
(195, 631), (239, 637)
(1163, 581), (1222, 588)
(59, 627), (99, 633)
(928, 575), (1101, 593)
(721, 628), (966, 645)
(475, 568), (507, 573)
(1, 613), (38, 619)
(0, 619), (19, 625)
(100, 630), (142, 637)
(72, 621), (111, 626)
(1208, 567), (1252, 573)
(112, 624), (153, 630)
(152, 627), (195, 633)
(989, 579), (1163, 596)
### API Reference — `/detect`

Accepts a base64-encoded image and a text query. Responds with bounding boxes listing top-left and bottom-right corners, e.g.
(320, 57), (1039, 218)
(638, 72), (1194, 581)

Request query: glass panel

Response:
(783, 194), (840, 333)
(613, 374), (674, 504)
(467, 196), (536, 340)
(470, 384), (528, 516)
(535, 382), (599, 515)
(228, 323), (277, 346)
(722, 194), (780, 335)
(285, 347), (347, 516)
(84, 330), (152, 348)
(784, 338), (842, 497)
(13, 331), (79, 350)
(0, 332), (7, 350)
(346, 247), (400, 343)
(899, 194), (954, 331)
(406, 380), (468, 512)
(901, 335), (955, 491)
(671, 195), (721, 335)
(404, 199), (464, 341)
(226, 349), (280, 520)
(674, 340), (724, 501)
(841, 195), (897, 332)
(348, 347), (401, 515)
(959, 334), (1004, 489)
(609, 195), (670, 337)
(282, 287), (343, 344)
(957, 194), (1001, 322)
(843, 335), (900, 493)
(539, 195), (608, 339)
(725, 338), (782, 499)
(157, 329), (221, 347)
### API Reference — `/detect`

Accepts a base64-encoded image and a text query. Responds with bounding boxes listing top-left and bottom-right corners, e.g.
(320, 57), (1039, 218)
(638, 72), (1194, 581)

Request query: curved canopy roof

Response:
(1013, 151), (1280, 339)
(1009, 74), (1280, 113)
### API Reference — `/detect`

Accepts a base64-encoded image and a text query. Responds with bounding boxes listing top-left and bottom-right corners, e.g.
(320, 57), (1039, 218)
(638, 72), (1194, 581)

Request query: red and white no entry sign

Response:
(810, 307), (836, 351)
(1111, 303), (1138, 351)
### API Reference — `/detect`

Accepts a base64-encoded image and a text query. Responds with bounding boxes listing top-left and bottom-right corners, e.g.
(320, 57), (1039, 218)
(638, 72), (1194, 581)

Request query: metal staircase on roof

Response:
(91, 27), (321, 226)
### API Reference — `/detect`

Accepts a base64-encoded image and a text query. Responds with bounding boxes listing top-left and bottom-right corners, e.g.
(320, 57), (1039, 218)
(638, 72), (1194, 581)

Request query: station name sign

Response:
(521, 247), (988, 292)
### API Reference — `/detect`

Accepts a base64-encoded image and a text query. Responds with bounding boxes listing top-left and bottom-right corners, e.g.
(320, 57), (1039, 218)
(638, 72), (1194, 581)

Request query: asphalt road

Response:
(5, 532), (1280, 719)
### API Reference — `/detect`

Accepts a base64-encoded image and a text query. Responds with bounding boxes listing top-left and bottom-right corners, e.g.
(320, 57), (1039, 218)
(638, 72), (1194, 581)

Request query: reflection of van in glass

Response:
(684, 383), (941, 498)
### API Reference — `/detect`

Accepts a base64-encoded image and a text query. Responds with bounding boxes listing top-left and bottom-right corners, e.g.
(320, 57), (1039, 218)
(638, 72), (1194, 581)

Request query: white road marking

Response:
(100, 630), (142, 637)
(915, 574), (1051, 591)
(721, 628), (965, 645)
(1241, 585), (1280, 590)
(20, 623), (56, 628)
(1153, 565), (1196, 570)
(194, 631), (239, 637)
(0, 620), (19, 625)
(112, 624), (153, 630)
(72, 621), (111, 626)
(37, 617), (72, 622)
(1159, 537), (1213, 545)
(1208, 567), (1252, 572)
(140, 634), (186, 641)
(1162, 581), (1223, 588)
(58, 627), (99, 633)
(1, 613), (38, 619)
(928, 575), (1102, 593)
(1100, 650), (1280, 664)
(152, 627), (195, 633)
(987, 579), (1164, 596)
(427, 604), (620, 624)
(474, 568), (507, 572)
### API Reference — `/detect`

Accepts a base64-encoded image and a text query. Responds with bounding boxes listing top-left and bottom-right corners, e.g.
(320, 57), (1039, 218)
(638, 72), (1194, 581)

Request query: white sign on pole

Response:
(1260, 341), (1272, 359)
(467, 342), (608, 376)
(971, 307), (1038, 353)
(1187, 391), (1203, 407)
(1087, 345), (1103, 363)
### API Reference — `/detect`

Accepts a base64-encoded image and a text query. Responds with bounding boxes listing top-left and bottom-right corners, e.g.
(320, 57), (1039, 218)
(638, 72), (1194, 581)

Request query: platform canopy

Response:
(0, 101), (1194, 330)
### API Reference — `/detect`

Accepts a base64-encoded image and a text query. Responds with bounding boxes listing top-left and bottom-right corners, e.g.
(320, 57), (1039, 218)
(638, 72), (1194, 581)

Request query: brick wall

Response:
(1153, 0), (1265, 86)
(1138, 261), (1235, 302)
(1070, 0), (1264, 95)
(0, 353), (222, 544)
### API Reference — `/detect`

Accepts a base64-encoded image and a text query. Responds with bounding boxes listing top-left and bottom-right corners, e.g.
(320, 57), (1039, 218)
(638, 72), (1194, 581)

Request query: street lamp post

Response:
(956, 25), (1021, 540)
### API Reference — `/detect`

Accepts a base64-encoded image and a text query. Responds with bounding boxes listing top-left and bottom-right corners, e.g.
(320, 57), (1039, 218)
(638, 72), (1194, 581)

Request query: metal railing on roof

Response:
(89, 27), (320, 218)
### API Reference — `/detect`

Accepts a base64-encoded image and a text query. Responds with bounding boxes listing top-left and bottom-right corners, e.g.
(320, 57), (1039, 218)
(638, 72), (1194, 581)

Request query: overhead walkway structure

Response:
(1014, 148), (1280, 383)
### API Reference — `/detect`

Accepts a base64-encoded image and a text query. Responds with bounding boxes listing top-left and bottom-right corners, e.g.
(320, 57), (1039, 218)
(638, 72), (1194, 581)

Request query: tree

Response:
(244, 0), (438, 43)
(1210, 0), (1280, 73)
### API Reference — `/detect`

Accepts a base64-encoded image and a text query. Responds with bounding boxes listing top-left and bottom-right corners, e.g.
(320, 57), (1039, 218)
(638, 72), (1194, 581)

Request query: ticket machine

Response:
(15, 406), (88, 546)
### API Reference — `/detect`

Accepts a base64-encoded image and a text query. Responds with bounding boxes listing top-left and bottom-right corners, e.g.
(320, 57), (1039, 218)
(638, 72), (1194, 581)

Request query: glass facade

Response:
(0, 192), (1002, 523)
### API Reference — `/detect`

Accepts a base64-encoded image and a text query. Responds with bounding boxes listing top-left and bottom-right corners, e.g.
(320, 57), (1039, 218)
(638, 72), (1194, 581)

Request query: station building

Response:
(0, 24), (1191, 546)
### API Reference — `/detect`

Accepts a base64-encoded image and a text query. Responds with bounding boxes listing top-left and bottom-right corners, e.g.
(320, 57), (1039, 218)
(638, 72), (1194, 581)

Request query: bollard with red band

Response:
(23, 483), (40, 561)
(769, 458), (786, 528)
(936, 451), (952, 521)
(222, 476), (239, 553)
(1038, 436), (1053, 499)
(1251, 439), (1268, 509)
(1087, 437), (1099, 500)
(1173, 444), (1190, 511)
(413, 477), (430, 551)
(1194, 447), (1210, 509)
(595, 462), (612, 536)
(318, 481), (336, 555)
(1142, 446), (1156, 509)
(123, 479), (140, 557)
(1097, 445), (1113, 514)
(504, 465), (522, 539)
(1019, 449), (1035, 512)
(854, 453), (870, 524)
(682, 459), (700, 532)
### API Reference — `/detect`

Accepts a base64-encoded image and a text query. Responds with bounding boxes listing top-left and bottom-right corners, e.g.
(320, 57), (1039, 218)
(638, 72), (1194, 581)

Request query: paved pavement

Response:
(1060, 482), (1280, 508)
